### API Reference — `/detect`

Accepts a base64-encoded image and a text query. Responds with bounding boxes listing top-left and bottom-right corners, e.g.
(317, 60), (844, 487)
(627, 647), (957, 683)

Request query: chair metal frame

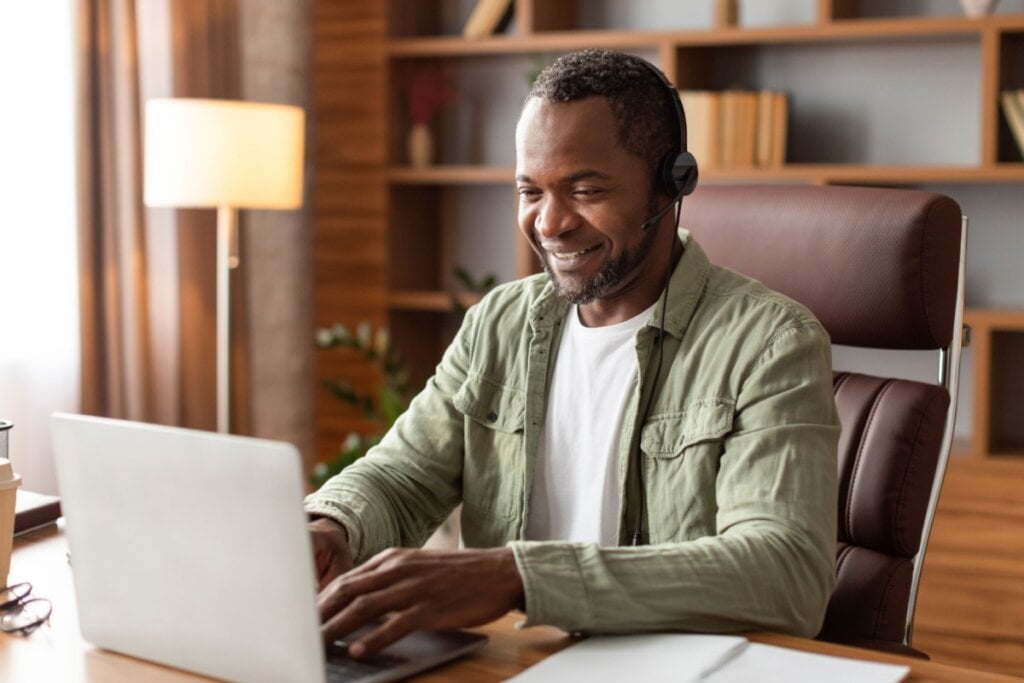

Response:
(904, 216), (969, 646)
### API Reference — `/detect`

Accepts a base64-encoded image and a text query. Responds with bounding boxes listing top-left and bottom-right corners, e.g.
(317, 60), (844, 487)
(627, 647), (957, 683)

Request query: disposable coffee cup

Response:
(0, 421), (11, 462)
(0, 458), (22, 587)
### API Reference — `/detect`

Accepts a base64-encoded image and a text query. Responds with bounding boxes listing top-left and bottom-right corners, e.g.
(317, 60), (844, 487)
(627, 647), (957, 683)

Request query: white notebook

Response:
(509, 633), (908, 683)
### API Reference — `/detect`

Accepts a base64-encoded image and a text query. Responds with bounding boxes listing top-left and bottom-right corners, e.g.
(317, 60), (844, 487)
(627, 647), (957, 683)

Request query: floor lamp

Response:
(143, 98), (305, 433)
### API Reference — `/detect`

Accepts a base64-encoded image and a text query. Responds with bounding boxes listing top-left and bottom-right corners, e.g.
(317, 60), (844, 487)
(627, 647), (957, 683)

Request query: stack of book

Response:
(1001, 89), (1024, 159)
(679, 90), (789, 170)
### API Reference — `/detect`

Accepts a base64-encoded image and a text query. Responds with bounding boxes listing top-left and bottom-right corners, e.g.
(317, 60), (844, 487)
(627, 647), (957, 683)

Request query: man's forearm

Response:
(510, 522), (834, 637)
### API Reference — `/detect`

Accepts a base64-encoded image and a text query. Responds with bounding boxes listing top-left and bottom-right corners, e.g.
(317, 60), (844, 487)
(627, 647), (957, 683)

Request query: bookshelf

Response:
(312, 1), (1024, 460)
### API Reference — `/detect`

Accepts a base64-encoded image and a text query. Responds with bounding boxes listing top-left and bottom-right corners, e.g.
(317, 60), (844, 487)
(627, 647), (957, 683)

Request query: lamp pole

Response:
(215, 205), (238, 434)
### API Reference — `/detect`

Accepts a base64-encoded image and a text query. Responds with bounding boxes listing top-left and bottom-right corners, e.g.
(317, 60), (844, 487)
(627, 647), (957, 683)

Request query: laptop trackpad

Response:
(325, 626), (488, 683)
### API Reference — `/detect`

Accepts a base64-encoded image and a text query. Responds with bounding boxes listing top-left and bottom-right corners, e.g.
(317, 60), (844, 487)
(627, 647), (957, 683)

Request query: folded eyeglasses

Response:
(0, 582), (52, 636)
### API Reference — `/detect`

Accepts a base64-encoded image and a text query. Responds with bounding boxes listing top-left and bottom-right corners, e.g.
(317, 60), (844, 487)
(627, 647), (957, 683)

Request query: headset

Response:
(631, 60), (699, 545)
(639, 62), (699, 230)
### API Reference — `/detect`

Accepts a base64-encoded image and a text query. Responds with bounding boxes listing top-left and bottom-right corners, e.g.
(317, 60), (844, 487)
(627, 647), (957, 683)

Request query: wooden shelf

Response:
(387, 164), (1024, 185)
(389, 15), (1024, 56)
(963, 308), (1024, 460)
(388, 290), (482, 312)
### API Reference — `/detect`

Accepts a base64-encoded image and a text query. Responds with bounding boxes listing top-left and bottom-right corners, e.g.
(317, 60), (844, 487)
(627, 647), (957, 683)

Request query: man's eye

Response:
(572, 187), (604, 198)
(517, 187), (541, 199)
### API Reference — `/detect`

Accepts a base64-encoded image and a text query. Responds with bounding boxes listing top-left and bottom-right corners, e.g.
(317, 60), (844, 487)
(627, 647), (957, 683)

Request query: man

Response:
(305, 49), (839, 659)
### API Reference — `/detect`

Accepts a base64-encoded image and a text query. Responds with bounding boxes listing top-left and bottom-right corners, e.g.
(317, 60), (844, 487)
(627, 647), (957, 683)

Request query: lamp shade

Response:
(144, 98), (305, 210)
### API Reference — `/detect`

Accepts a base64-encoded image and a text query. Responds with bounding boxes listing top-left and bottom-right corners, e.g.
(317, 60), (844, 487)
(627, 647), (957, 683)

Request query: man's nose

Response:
(534, 197), (576, 239)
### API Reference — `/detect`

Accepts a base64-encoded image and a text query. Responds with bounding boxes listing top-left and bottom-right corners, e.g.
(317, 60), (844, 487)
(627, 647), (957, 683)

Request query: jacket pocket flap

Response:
(453, 376), (525, 433)
(641, 400), (735, 458)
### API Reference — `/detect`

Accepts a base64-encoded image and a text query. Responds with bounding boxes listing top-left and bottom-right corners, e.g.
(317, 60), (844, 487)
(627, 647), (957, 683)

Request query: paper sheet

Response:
(510, 635), (909, 683)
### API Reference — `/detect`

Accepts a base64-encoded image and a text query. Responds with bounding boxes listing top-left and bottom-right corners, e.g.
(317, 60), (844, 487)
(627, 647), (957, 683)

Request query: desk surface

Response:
(2, 525), (1019, 683)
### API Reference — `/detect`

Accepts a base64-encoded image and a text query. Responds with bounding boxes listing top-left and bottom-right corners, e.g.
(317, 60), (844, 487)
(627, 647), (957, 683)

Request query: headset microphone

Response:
(640, 188), (685, 231)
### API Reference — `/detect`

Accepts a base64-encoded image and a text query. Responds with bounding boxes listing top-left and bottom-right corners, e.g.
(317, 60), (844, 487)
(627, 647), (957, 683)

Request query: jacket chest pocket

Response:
(452, 376), (525, 523)
(640, 400), (735, 542)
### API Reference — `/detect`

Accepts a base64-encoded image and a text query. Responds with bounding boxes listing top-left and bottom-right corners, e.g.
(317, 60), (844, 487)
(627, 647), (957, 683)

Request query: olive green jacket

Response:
(304, 231), (840, 638)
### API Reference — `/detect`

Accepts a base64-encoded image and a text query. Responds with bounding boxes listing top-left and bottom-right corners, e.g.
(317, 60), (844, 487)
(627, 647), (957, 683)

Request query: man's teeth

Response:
(552, 245), (598, 260)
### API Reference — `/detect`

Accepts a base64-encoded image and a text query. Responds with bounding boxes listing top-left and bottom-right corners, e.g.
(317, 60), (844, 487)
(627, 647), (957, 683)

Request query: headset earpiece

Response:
(665, 150), (698, 199)
(644, 62), (699, 199)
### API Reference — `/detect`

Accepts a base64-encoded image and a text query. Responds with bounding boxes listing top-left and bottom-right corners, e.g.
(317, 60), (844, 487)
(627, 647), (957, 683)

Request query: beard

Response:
(537, 195), (661, 305)
(538, 218), (658, 305)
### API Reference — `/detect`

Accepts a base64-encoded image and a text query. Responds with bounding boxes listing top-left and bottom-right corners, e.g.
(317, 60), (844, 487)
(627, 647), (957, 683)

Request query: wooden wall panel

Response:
(913, 458), (1024, 677)
(312, 0), (389, 462)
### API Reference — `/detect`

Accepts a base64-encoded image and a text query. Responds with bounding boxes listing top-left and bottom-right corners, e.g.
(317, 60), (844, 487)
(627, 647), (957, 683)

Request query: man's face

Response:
(515, 96), (660, 307)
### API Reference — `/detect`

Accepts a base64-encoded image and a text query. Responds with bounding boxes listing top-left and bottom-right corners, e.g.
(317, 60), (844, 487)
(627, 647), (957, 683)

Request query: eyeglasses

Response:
(0, 582), (52, 635)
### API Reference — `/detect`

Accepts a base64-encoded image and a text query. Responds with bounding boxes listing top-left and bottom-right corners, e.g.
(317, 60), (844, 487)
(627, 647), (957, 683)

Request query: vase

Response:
(959, 0), (998, 17)
(407, 123), (434, 167)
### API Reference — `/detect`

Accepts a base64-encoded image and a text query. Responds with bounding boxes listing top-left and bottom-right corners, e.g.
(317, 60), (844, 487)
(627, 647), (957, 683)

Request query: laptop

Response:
(50, 413), (487, 683)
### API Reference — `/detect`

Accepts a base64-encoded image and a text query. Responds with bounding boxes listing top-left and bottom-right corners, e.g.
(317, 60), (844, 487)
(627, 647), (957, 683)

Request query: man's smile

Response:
(550, 244), (600, 260)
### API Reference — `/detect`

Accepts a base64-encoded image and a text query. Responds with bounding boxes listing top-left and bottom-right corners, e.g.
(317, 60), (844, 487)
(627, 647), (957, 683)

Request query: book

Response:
(756, 90), (775, 168)
(1002, 90), (1024, 159)
(679, 90), (720, 170)
(14, 489), (61, 535)
(770, 91), (789, 167)
(719, 90), (741, 168)
(720, 90), (759, 168)
(462, 0), (514, 39)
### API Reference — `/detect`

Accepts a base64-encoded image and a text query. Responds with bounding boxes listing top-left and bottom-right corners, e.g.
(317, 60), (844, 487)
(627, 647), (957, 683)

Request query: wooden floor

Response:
(913, 456), (1024, 677)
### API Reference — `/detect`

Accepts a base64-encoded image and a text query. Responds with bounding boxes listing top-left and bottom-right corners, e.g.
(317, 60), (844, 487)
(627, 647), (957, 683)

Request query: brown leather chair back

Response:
(682, 185), (963, 655)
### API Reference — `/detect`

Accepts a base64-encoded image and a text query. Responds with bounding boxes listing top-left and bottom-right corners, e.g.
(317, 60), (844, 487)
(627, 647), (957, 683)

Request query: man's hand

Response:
(317, 547), (524, 658)
(309, 516), (355, 590)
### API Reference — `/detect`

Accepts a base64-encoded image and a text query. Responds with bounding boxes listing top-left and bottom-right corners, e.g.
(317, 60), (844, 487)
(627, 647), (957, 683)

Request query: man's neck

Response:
(578, 237), (683, 327)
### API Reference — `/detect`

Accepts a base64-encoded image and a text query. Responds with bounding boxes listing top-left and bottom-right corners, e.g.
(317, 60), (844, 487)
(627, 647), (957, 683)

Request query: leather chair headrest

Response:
(682, 185), (962, 349)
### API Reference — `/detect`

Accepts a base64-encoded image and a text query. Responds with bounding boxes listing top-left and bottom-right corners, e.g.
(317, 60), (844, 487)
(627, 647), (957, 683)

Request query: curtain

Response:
(75, 0), (249, 432)
(75, 0), (315, 464)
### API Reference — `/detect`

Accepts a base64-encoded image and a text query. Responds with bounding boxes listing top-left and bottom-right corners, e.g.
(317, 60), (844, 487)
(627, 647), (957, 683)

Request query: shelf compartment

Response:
(996, 30), (1024, 163)
(965, 309), (1024, 459)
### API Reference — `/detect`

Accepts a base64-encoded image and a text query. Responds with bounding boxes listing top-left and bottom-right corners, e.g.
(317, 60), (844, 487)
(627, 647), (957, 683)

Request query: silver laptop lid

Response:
(51, 413), (326, 683)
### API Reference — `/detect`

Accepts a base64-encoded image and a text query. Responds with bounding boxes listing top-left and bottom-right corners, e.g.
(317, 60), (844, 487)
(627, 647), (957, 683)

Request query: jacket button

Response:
(486, 411), (498, 423)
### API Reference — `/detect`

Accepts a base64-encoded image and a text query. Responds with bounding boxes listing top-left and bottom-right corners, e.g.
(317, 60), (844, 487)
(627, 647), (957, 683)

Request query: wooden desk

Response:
(2, 525), (1019, 683)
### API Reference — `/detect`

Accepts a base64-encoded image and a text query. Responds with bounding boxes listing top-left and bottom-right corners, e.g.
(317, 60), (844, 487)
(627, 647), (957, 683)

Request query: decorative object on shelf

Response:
(144, 99), (305, 433)
(959, 0), (999, 17)
(404, 65), (458, 167)
(714, 0), (739, 27)
(1001, 90), (1024, 159)
(312, 322), (409, 486)
(407, 123), (434, 168)
(462, 0), (514, 39)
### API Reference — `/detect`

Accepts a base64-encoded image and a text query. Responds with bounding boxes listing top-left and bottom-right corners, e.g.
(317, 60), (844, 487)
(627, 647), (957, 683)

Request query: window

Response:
(0, 3), (79, 493)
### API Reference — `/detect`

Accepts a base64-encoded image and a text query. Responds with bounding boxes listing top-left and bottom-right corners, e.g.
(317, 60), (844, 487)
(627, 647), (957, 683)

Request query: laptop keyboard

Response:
(325, 642), (410, 683)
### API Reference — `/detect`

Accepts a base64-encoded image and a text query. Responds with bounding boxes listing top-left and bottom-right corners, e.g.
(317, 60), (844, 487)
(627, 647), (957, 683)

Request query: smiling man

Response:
(305, 49), (840, 658)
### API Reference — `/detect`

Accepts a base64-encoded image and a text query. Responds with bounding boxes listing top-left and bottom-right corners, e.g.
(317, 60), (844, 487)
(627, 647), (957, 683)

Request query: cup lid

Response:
(0, 420), (11, 431)
(0, 459), (21, 490)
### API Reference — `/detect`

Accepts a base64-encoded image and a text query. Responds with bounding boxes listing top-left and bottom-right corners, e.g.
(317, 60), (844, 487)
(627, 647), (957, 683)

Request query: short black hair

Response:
(526, 49), (679, 193)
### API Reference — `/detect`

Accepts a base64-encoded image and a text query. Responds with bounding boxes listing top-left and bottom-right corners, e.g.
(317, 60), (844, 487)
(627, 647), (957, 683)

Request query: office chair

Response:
(682, 184), (967, 657)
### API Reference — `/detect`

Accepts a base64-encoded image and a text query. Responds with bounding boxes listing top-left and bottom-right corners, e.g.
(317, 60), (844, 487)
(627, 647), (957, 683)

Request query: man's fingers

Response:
(348, 610), (421, 658)
(318, 561), (347, 590)
(321, 580), (417, 644)
(317, 562), (412, 623)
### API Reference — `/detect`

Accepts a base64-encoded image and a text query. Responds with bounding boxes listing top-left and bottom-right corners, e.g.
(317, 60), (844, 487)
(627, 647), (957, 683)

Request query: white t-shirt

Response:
(526, 303), (655, 546)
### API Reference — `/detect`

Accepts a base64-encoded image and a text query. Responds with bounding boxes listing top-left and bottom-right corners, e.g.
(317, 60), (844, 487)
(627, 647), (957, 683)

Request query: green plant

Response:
(312, 268), (497, 487)
(310, 322), (410, 487)
(450, 266), (498, 315)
